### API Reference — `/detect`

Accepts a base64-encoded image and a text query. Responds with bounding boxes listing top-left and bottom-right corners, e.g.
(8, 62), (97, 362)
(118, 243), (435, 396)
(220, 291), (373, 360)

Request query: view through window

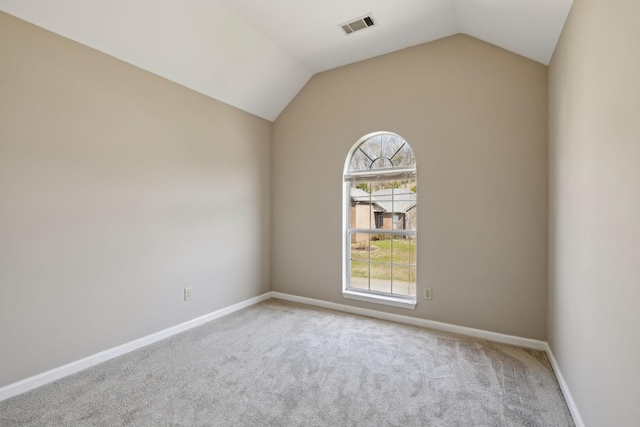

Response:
(344, 132), (417, 306)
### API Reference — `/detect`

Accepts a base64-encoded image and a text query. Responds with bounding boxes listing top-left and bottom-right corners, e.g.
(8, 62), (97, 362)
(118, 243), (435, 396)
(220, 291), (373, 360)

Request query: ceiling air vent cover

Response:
(340, 14), (375, 35)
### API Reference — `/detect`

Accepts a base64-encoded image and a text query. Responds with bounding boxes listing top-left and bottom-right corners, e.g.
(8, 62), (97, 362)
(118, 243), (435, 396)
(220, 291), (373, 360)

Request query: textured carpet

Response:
(0, 299), (574, 426)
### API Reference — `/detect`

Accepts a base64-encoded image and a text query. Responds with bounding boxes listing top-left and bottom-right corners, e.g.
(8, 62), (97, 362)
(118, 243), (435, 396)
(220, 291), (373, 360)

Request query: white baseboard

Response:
(544, 343), (586, 427)
(271, 292), (547, 351)
(0, 292), (272, 402)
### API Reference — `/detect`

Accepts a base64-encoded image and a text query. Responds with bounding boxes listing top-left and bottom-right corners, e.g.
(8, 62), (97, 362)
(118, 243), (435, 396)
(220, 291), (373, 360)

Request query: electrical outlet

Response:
(184, 287), (192, 301)
(424, 288), (432, 300)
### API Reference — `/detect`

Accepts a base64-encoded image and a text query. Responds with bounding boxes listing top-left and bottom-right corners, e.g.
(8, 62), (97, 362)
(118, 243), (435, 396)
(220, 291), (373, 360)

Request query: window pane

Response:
(391, 235), (416, 265)
(369, 262), (391, 293)
(407, 237), (417, 265)
(390, 142), (416, 168)
(391, 265), (416, 297)
(370, 234), (392, 264)
(351, 202), (375, 229)
(350, 183), (377, 230)
(359, 136), (382, 160)
(369, 235), (392, 293)
(404, 205), (417, 232)
(381, 134), (404, 162)
(391, 235), (416, 297)
(350, 261), (370, 291)
(349, 149), (372, 171)
(350, 233), (371, 260)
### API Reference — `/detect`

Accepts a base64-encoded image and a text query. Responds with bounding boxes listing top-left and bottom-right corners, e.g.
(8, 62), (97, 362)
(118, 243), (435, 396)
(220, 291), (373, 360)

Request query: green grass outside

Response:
(350, 238), (416, 282)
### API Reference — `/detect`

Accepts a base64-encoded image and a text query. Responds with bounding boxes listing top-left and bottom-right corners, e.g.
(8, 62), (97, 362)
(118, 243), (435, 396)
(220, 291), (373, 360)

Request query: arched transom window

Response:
(343, 132), (417, 309)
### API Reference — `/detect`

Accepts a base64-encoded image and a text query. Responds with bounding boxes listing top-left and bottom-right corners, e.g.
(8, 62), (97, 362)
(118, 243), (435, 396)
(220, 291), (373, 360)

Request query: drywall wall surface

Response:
(0, 12), (271, 387)
(548, 0), (640, 425)
(273, 35), (548, 340)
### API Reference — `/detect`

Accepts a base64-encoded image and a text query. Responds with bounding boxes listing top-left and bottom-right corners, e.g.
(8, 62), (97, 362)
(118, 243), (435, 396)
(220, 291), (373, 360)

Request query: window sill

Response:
(342, 290), (416, 310)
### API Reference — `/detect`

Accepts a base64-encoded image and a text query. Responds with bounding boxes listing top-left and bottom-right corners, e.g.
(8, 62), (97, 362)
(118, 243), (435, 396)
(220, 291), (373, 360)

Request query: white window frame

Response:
(342, 132), (417, 309)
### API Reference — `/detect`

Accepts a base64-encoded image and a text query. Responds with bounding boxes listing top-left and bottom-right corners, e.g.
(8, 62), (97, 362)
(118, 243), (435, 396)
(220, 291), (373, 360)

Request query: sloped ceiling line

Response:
(0, 0), (573, 121)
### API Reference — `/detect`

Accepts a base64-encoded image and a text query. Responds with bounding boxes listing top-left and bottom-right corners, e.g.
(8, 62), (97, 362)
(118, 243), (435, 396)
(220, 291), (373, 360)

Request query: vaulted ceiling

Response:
(0, 0), (573, 121)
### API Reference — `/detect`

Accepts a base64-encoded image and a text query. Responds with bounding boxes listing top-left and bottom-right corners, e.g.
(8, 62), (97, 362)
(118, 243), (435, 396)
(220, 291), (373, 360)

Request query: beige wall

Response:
(0, 13), (271, 387)
(273, 35), (549, 339)
(548, 0), (640, 425)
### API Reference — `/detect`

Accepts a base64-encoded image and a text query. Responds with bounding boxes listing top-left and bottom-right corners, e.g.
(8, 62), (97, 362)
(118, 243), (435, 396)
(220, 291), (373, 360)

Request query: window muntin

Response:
(348, 133), (415, 172)
(344, 132), (417, 307)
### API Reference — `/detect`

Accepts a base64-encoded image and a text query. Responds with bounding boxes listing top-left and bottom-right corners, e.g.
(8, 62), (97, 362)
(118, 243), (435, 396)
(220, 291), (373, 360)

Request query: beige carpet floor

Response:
(0, 299), (574, 426)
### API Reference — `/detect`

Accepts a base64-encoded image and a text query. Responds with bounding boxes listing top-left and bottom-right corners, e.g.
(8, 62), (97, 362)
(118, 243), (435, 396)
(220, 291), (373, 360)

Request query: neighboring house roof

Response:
(350, 188), (385, 212)
(350, 187), (416, 214)
(371, 188), (416, 214)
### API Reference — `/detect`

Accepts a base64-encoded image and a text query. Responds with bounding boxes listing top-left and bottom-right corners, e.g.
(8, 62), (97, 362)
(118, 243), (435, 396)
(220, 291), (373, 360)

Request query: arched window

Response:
(343, 132), (417, 309)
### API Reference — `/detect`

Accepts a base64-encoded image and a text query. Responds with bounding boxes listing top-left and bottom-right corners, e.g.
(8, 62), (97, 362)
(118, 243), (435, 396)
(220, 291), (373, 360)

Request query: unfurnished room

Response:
(0, 1), (638, 426)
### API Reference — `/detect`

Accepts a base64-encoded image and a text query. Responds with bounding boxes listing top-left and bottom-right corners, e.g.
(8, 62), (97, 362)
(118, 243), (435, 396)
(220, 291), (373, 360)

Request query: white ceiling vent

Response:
(340, 14), (375, 35)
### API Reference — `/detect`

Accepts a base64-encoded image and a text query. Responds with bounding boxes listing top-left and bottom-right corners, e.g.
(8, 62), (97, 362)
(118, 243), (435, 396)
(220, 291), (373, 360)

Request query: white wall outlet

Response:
(184, 287), (192, 301)
(424, 288), (432, 300)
